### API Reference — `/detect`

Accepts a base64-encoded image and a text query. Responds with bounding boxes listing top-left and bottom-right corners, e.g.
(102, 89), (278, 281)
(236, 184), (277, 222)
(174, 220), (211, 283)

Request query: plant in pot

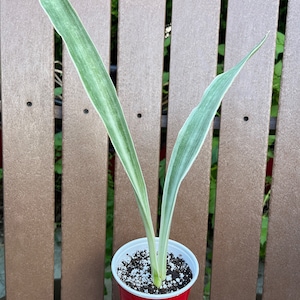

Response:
(40, 0), (267, 298)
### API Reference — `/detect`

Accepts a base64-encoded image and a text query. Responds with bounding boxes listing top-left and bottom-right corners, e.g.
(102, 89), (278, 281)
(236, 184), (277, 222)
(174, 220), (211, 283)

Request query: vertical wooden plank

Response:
(113, 0), (165, 297)
(211, 1), (279, 299)
(1, 1), (54, 299)
(263, 1), (300, 298)
(114, 1), (165, 248)
(167, 1), (220, 298)
(61, 1), (110, 299)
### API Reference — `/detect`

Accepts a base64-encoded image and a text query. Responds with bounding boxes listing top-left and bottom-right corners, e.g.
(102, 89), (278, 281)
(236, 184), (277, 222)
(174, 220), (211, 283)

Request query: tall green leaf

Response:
(158, 35), (268, 277)
(39, 0), (160, 285)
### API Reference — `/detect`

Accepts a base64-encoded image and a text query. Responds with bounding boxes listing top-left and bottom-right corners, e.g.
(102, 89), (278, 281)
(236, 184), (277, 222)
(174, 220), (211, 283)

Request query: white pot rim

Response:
(111, 237), (199, 299)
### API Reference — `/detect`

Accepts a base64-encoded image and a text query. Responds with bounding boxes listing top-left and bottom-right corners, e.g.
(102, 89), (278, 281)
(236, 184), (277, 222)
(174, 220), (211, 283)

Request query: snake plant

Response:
(40, 0), (267, 288)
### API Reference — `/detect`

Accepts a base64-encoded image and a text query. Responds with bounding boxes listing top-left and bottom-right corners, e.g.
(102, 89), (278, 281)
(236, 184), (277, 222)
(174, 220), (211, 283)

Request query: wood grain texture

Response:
(167, 1), (221, 298)
(113, 1), (165, 297)
(263, 0), (300, 298)
(1, 1), (299, 299)
(1, 1), (54, 298)
(61, 1), (110, 299)
(211, 1), (279, 299)
(113, 0), (165, 249)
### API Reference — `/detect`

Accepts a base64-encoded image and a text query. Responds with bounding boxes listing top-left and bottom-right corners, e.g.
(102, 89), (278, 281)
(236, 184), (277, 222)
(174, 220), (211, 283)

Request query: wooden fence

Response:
(0, 0), (299, 299)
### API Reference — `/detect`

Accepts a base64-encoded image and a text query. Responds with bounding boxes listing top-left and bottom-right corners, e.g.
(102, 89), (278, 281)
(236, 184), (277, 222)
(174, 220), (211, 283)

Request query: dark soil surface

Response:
(117, 250), (192, 295)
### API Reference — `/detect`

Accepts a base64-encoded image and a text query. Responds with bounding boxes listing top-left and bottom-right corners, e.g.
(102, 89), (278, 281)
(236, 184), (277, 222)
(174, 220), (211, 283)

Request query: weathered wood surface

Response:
(113, 0), (165, 253)
(61, 1), (110, 299)
(0, 0), (299, 300)
(211, 0), (280, 299)
(167, 1), (220, 297)
(113, 1), (165, 296)
(1, 1), (54, 299)
(263, 0), (300, 298)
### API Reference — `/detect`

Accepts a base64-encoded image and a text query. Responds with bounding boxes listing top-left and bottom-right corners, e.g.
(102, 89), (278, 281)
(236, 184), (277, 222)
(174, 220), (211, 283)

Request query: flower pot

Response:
(112, 237), (199, 300)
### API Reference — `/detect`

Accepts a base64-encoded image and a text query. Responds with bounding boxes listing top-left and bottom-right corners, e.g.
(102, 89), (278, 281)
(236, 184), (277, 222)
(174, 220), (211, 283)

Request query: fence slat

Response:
(211, 1), (279, 299)
(61, 1), (110, 299)
(113, 1), (165, 248)
(1, 1), (54, 299)
(167, 1), (220, 298)
(263, 0), (300, 298)
(113, 1), (165, 297)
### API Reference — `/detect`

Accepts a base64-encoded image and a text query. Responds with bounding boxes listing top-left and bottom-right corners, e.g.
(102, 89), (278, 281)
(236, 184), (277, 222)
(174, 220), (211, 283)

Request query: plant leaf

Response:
(39, 0), (160, 284)
(260, 215), (269, 245)
(158, 34), (268, 278)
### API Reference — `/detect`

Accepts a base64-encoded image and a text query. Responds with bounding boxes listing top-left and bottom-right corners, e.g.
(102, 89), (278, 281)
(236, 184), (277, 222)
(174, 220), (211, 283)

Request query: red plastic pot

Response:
(112, 238), (199, 300)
